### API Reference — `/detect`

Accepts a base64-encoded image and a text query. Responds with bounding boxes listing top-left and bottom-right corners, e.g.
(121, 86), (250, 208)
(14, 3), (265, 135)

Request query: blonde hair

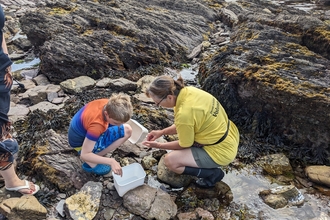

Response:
(146, 75), (185, 99)
(105, 93), (133, 122)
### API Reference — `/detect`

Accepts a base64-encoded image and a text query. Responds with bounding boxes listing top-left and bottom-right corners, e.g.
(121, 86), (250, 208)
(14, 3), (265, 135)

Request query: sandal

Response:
(82, 163), (111, 175)
(5, 180), (40, 195)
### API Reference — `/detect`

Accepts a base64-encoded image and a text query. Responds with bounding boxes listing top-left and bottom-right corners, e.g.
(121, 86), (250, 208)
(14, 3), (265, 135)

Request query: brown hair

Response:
(146, 75), (185, 99)
(105, 93), (133, 122)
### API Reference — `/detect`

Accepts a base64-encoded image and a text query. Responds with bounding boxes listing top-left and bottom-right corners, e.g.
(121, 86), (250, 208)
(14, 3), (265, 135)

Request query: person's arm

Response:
(161, 124), (177, 135)
(157, 140), (183, 150)
(2, 35), (8, 54)
(2, 35), (12, 87)
(80, 138), (122, 175)
(146, 124), (177, 141)
(143, 140), (183, 150)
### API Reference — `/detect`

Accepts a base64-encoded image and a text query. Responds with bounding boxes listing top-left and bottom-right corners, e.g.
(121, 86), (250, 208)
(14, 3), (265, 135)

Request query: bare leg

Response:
(0, 164), (37, 194)
(164, 148), (198, 174)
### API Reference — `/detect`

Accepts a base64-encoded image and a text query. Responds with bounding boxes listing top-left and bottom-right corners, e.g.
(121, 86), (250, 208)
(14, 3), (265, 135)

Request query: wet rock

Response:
(305, 165), (330, 187)
(64, 181), (103, 220)
(193, 181), (233, 205)
(0, 195), (47, 220)
(257, 153), (293, 176)
(259, 185), (304, 209)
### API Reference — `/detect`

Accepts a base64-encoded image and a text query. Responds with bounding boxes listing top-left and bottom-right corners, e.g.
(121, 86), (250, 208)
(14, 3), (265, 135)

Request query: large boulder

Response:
(19, 0), (218, 83)
(198, 0), (330, 165)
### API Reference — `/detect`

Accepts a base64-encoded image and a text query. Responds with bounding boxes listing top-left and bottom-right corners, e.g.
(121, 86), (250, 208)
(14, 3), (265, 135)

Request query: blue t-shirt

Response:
(0, 6), (12, 74)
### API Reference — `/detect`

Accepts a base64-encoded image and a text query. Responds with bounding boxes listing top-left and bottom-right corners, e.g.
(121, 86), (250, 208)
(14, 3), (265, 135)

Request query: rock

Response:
(28, 101), (60, 112)
(305, 165), (330, 187)
(257, 153), (293, 176)
(123, 184), (177, 220)
(141, 154), (158, 170)
(136, 75), (156, 93)
(8, 104), (30, 122)
(157, 155), (193, 188)
(0, 195), (47, 220)
(133, 93), (153, 103)
(19, 0), (217, 82)
(64, 181), (103, 220)
(199, 1), (330, 165)
(96, 77), (137, 92)
(23, 129), (95, 192)
(33, 74), (50, 86)
(60, 76), (96, 94)
(20, 69), (38, 80)
(259, 185), (304, 209)
(194, 181), (233, 204)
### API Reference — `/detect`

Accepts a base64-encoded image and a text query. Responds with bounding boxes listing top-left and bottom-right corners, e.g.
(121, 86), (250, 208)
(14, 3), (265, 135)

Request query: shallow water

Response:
(223, 168), (330, 220)
(11, 58), (40, 72)
(226, 0), (330, 11)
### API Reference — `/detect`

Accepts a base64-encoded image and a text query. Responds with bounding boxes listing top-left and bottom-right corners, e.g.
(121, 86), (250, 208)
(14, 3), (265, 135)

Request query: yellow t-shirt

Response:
(174, 87), (239, 165)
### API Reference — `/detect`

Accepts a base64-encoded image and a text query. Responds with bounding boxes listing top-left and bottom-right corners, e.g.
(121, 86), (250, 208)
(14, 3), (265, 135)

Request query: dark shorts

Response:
(0, 139), (18, 170)
(191, 147), (219, 168)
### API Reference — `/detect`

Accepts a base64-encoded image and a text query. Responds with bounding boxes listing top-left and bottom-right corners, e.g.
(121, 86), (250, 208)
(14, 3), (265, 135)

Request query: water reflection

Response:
(223, 168), (330, 220)
(11, 58), (40, 72)
(225, 0), (330, 11)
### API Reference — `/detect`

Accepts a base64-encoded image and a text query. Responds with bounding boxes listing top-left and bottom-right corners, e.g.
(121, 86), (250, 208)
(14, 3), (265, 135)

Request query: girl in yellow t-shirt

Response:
(142, 75), (239, 188)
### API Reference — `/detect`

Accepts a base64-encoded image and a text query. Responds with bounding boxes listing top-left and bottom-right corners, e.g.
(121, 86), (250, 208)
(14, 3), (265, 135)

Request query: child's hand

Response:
(111, 160), (122, 177)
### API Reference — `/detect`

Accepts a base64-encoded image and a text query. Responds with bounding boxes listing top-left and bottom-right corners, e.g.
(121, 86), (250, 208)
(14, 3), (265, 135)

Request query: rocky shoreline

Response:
(0, 0), (330, 219)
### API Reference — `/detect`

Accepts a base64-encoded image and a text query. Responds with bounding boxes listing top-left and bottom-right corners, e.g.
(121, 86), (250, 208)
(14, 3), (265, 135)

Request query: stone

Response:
(64, 181), (102, 220)
(123, 184), (177, 220)
(305, 165), (330, 187)
(60, 76), (96, 94)
(258, 153), (293, 176)
(157, 155), (193, 188)
(0, 195), (47, 220)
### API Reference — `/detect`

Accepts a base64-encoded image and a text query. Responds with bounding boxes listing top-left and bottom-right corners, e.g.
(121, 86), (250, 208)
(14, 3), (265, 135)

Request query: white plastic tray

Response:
(113, 163), (146, 196)
(127, 119), (148, 144)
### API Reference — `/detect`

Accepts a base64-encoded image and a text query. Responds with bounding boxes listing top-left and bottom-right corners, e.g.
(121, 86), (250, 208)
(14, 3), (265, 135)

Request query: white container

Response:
(127, 119), (148, 144)
(113, 163), (146, 197)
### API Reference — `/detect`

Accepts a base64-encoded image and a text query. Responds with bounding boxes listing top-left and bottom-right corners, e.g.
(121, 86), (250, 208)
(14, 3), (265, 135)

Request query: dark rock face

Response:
(19, 0), (218, 83)
(199, 0), (330, 164)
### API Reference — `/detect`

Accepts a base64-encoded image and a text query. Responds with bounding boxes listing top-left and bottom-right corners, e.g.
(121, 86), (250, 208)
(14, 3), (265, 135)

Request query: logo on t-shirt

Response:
(210, 98), (219, 117)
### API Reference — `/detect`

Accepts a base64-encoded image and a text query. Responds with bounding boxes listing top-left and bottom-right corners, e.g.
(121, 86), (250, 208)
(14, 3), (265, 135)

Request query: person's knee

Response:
(164, 154), (176, 171)
(123, 123), (132, 138)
